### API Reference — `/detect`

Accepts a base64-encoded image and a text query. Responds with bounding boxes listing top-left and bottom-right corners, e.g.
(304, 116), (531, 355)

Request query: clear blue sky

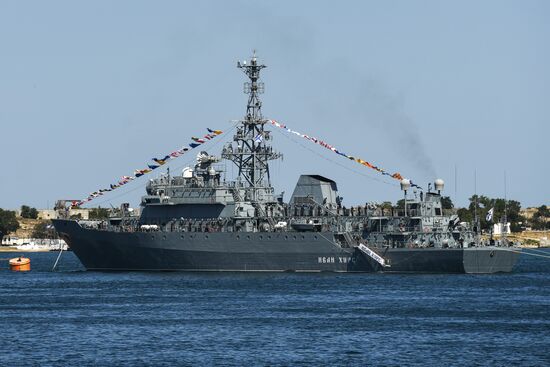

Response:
(0, 0), (548, 209)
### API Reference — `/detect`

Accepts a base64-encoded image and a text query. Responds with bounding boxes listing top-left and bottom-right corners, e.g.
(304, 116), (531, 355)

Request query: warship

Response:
(53, 53), (520, 273)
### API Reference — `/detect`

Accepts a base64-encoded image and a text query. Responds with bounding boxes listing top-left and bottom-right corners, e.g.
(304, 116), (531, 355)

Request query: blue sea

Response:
(0, 250), (549, 366)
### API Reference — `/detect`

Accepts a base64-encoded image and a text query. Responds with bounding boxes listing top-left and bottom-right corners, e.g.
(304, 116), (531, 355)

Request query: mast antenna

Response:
(222, 51), (282, 201)
(474, 169), (479, 241)
(503, 171), (508, 241)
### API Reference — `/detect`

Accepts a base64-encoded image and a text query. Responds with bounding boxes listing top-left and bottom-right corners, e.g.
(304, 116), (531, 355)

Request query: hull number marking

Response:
(318, 256), (351, 264)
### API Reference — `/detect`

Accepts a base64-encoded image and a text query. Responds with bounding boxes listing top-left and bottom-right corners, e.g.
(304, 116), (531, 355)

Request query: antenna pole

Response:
(454, 164), (457, 200)
(222, 51), (282, 202)
(474, 169), (479, 242)
(504, 171), (508, 241)
(404, 190), (407, 217)
(474, 169), (477, 224)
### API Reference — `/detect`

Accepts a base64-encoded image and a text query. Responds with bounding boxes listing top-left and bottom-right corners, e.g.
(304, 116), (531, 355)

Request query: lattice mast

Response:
(222, 51), (281, 201)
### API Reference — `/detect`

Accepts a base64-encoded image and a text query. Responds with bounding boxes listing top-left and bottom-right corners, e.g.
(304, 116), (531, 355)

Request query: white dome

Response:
(434, 178), (445, 191)
(400, 179), (411, 191)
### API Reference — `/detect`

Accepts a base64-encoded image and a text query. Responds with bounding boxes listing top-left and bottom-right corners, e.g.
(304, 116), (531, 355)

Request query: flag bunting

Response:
(74, 128), (223, 207)
(268, 119), (421, 188)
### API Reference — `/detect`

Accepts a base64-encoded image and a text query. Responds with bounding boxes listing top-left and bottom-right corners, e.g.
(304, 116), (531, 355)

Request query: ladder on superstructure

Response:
(231, 187), (276, 228)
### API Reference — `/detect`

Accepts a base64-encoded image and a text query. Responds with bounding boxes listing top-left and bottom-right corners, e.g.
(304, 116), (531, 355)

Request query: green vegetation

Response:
(0, 208), (20, 237)
(32, 221), (53, 238)
(523, 239), (539, 247)
(20, 205), (38, 219)
(440, 196), (454, 210)
(456, 195), (523, 232)
(395, 199), (405, 209)
(88, 207), (110, 220)
(456, 207), (473, 223)
(530, 205), (549, 230)
(380, 201), (393, 210)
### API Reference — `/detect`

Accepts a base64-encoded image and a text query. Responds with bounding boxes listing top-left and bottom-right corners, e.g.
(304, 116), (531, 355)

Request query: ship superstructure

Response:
(53, 53), (520, 273)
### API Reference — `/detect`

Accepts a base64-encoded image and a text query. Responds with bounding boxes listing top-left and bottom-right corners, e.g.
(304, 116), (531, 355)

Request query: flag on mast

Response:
(486, 208), (494, 222)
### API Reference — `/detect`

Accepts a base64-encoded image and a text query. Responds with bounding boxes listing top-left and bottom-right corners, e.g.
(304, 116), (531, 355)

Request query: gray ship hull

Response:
(360, 247), (521, 273)
(53, 220), (520, 273)
(54, 220), (357, 272)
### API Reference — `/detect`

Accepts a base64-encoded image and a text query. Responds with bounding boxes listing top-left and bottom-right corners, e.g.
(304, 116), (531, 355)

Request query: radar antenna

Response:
(222, 51), (282, 201)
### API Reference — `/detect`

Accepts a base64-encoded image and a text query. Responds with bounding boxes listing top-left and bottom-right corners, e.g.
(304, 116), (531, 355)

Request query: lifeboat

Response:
(9, 256), (31, 272)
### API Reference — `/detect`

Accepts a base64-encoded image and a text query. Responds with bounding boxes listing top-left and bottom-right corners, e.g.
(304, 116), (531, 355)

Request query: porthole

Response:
(162, 235), (167, 240)
(268, 235), (272, 239)
(285, 235), (288, 240)
(259, 235), (263, 240)
(151, 236), (155, 240)
(205, 235), (209, 239)
(247, 235), (251, 240)
(314, 235), (318, 240)
(293, 236), (297, 240)
(236, 235), (240, 240)
(181, 235), (184, 239)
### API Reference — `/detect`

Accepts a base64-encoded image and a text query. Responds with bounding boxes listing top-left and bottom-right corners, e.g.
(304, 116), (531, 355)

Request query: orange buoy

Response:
(9, 256), (31, 272)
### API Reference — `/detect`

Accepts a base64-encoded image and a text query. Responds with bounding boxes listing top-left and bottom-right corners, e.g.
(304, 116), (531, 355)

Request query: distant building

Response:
(1, 236), (67, 250)
(37, 208), (91, 220)
(520, 208), (538, 222)
(36, 207), (140, 220)
(38, 210), (57, 220)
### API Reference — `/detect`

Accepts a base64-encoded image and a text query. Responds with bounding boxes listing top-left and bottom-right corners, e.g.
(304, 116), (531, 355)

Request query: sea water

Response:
(0, 250), (549, 366)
